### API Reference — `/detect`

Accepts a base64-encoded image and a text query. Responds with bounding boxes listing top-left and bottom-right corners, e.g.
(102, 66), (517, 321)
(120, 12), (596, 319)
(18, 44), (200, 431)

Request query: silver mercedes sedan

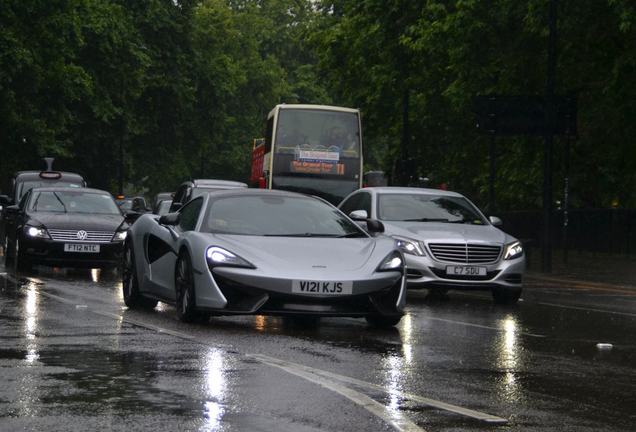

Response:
(339, 187), (525, 304)
(123, 189), (406, 326)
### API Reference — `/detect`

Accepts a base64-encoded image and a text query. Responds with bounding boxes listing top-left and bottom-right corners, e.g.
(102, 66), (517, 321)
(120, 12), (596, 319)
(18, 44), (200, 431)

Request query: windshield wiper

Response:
(32, 193), (43, 212)
(338, 232), (367, 238)
(447, 219), (483, 224)
(264, 233), (342, 237)
(402, 218), (449, 222)
(52, 192), (68, 213)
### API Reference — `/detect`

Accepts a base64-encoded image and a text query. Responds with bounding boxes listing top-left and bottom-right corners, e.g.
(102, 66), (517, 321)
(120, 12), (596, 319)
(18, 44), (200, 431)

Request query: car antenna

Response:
(43, 157), (55, 171)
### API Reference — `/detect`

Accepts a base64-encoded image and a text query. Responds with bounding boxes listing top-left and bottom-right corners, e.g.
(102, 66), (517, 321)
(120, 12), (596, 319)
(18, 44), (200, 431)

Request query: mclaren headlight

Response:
(394, 236), (426, 256)
(206, 246), (255, 269)
(26, 226), (50, 239)
(377, 251), (404, 272)
(112, 230), (128, 242)
(504, 241), (524, 260)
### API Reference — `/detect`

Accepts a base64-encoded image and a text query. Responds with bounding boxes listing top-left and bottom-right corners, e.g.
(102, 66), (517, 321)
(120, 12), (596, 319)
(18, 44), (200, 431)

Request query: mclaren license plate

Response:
(292, 280), (353, 295)
(445, 265), (486, 276)
(64, 243), (100, 253)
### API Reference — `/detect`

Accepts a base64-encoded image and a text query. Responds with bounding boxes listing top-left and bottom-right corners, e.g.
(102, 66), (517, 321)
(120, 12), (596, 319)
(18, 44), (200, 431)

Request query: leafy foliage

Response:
(1, 0), (634, 209)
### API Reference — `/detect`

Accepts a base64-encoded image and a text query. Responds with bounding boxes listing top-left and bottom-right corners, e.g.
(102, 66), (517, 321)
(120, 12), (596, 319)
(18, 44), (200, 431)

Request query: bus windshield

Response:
(271, 108), (362, 205)
(275, 108), (360, 158)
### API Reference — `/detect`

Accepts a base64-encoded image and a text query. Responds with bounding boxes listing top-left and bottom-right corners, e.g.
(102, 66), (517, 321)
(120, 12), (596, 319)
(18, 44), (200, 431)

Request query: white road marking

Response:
(410, 314), (545, 338)
(532, 301), (636, 318)
(251, 354), (508, 425)
(252, 354), (427, 432)
(38, 290), (81, 306)
(24, 281), (509, 428)
(446, 291), (636, 317)
(525, 275), (636, 293)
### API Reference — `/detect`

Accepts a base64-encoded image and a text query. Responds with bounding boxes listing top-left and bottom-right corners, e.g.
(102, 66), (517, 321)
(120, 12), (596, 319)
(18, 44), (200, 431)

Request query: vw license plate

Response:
(445, 265), (486, 276)
(292, 280), (353, 295)
(64, 243), (100, 253)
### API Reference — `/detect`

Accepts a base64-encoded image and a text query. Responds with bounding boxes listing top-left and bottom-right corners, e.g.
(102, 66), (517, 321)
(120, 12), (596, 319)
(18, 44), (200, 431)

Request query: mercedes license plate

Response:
(445, 265), (486, 276)
(292, 280), (353, 295)
(64, 243), (100, 253)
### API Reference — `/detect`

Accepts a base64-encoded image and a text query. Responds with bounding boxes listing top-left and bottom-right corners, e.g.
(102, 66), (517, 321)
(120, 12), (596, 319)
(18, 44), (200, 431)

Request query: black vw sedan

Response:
(3, 187), (129, 271)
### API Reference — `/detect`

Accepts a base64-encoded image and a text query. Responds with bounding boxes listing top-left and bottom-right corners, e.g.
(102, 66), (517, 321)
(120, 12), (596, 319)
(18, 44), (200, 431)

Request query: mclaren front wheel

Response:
(122, 242), (157, 309)
(175, 252), (205, 323)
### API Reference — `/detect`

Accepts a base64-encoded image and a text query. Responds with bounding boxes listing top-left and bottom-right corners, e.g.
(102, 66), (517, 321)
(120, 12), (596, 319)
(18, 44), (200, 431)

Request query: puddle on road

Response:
(0, 345), (237, 420)
(0, 348), (29, 360)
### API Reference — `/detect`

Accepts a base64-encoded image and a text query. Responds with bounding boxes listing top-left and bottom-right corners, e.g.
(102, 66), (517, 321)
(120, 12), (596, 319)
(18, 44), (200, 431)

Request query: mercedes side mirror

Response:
(348, 210), (368, 221)
(159, 212), (180, 226)
(489, 216), (503, 227)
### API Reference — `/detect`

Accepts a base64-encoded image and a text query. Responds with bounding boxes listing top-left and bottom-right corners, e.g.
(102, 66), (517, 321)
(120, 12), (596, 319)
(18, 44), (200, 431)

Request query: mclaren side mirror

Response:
(489, 216), (503, 227)
(348, 210), (368, 221)
(159, 212), (180, 226)
(5, 204), (20, 214)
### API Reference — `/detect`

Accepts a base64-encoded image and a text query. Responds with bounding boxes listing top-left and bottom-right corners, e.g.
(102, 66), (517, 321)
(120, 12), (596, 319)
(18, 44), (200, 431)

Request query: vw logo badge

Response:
(76, 230), (88, 241)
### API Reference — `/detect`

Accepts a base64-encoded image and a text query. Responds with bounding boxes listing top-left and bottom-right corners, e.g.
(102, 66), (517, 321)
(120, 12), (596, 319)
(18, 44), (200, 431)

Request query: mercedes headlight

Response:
(26, 226), (50, 239)
(504, 241), (524, 260)
(394, 236), (426, 256)
(206, 246), (255, 269)
(377, 251), (404, 272)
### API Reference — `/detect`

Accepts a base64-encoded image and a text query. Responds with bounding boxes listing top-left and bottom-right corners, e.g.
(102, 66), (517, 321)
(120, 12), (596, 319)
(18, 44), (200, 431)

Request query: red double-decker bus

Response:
(250, 104), (363, 205)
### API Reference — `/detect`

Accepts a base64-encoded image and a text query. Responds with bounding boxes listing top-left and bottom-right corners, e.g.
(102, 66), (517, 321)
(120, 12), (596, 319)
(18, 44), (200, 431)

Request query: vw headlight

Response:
(394, 236), (426, 256)
(26, 226), (49, 239)
(112, 230), (128, 242)
(377, 251), (404, 272)
(206, 246), (255, 269)
(504, 241), (524, 260)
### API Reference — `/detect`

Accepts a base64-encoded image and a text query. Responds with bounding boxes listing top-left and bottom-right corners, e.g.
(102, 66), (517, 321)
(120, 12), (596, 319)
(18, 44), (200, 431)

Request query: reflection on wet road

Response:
(1, 264), (635, 431)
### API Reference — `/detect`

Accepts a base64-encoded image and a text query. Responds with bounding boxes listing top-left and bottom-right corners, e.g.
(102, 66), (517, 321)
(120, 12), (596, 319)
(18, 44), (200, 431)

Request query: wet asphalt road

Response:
(1, 264), (635, 432)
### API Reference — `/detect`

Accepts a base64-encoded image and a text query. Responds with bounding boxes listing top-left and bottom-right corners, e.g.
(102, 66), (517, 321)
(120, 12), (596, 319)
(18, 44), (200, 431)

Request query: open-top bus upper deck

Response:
(251, 104), (363, 205)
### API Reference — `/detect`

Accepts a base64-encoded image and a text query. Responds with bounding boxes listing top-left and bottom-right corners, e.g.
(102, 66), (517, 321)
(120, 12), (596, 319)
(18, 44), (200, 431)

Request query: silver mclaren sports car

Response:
(123, 189), (406, 326)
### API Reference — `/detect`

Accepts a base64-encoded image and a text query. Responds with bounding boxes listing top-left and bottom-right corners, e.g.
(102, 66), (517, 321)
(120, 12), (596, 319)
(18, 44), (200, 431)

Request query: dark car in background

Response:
(153, 192), (173, 208)
(152, 192), (173, 215)
(116, 196), (150, 213)
(169, 179), (247, 212)
(0, 159), (86, 251)
(115, 196), (151, 223)
(3, 187), (128, 271)
(153, 199), (172, 216)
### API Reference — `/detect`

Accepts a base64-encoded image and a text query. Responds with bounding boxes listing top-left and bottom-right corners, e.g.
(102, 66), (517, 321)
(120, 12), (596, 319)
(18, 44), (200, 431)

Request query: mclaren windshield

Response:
(203, 194), (366, 237)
